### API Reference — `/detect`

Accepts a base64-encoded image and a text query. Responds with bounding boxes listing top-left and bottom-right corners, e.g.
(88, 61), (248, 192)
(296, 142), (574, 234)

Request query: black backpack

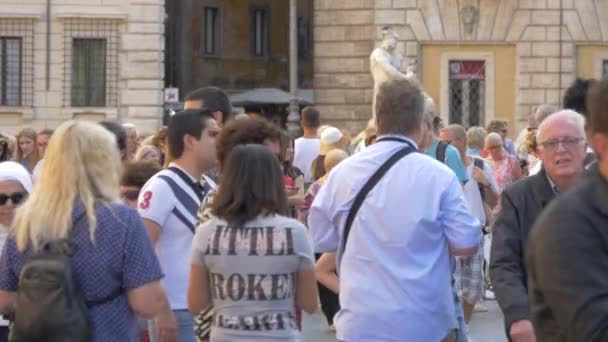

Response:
(10, 215), (121, 342)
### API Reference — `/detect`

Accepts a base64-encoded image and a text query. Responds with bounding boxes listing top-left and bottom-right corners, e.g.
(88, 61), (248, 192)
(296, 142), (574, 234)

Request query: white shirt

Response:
(32, 159), (44, 183)
(138, 163), (215, 310)
(294, 137), (320, 183)
(308, 135), (481, 342)
(463, 158), (499, 226)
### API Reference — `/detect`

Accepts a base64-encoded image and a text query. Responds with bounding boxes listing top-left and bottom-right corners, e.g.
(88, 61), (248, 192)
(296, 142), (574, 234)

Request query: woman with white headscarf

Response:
(0, 161), (31, 341)
(0, 162), (32, 248)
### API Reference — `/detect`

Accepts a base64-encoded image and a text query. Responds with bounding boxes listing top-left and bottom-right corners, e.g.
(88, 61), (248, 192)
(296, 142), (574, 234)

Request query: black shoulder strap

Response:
(436, 141), (448, 163)
(168, 166), (204, 201)
(473, 158), (486, 201)
(342, 145), (416, 254)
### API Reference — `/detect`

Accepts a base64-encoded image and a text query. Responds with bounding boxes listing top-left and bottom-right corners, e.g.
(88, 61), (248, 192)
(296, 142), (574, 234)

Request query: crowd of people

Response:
(0, 75), (602, 342)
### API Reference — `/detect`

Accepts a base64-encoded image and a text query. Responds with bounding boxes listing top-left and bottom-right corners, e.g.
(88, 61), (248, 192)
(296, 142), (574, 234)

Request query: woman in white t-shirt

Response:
(188, 144), (319, 342)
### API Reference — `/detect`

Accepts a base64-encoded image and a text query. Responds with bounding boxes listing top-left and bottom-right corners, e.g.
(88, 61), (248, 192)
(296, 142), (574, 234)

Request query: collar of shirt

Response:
(467, 148), (481, 157)
(375, 134), (418, 149)
(169, 162), (199, 183)
(545, 174), (560, 194)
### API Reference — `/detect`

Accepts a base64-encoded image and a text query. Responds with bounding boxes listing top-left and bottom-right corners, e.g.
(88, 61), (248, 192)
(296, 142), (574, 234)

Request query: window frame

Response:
(0, 36), (23, 107)
(251, 7), (270, 58)
(202, 6), (222, 57)
(70, 38), (107, 107)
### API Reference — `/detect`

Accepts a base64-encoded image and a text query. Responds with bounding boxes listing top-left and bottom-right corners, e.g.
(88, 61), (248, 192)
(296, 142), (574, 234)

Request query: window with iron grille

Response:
(448, 60), (485, 128)
(63, 19), (119, 107)
(0, 37), (21, 106)
(0, 19), (34, 107)
(603, 60), (608, 79)
(203, 7), (220, 56)
(71, 39), (106, 107)
(252, 8), (269, 57)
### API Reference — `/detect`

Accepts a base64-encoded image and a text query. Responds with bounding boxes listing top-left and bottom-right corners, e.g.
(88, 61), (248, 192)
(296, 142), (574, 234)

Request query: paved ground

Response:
(301, 299), (507, 342)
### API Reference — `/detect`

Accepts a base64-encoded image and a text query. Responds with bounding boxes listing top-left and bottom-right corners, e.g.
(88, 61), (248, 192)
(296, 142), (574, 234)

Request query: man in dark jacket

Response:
(526, 78), (608, 342)
(490, 109), (587, 342)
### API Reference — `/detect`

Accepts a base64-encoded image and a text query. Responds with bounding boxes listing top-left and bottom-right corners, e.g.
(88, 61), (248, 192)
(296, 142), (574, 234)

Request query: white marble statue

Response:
(370, 26), (416, 118)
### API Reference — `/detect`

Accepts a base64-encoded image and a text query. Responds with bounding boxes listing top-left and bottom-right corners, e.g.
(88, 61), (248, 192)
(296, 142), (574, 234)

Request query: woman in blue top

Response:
(0, 121), (175, 342)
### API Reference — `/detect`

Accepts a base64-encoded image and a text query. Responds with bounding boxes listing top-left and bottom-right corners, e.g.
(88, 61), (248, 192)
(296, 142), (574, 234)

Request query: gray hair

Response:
(536, 109), (586, 142)
(122, 122), (138, 135)
(486, 132), (503, 146)
(375, 78), (425, 136)
(467, 126), (487, 151)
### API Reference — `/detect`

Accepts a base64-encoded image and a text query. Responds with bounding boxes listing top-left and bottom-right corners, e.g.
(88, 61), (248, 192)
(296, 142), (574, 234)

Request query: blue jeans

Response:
(149, 310), (195, 342)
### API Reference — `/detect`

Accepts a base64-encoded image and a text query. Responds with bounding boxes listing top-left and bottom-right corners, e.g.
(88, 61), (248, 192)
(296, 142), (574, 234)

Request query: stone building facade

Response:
(166, 0), (313, 100)
(314, 0), (608, 135)
(0, 0), (164, 134)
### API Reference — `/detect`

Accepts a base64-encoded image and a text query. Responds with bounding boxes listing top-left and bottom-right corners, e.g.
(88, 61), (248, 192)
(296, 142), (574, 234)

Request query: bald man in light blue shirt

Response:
(309, 79), (480, 342)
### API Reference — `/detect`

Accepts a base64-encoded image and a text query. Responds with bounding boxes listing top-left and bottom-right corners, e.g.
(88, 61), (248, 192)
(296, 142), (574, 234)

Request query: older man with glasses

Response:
(490, 110), (588, 342)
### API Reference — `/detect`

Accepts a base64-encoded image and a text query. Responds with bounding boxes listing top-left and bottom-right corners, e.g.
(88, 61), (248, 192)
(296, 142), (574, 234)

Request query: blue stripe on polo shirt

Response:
(172, 207), (195, 233)
(158, 175), (199, 218)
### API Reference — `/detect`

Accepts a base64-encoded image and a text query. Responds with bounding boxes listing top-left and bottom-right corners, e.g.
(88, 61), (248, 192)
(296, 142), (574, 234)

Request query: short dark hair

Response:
(99, 121), (127, 154)
(375, 79), (425, 135)
(216, 117), (280, 169)
(212, 144), (287, 227)
(121, 161), (161, 188)
(185, 86), (232, 123)
(563, 78), (595, 117)
(167, 110), (215, 159)
(587, 78), (608, 135)
(301, 106), (320, 128)
(38, 129), (54, 138)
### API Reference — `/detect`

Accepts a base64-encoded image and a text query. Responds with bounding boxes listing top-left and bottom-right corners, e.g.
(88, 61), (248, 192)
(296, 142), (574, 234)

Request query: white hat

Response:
(319, 127), (345, 155)
(0, 161), (33, 194)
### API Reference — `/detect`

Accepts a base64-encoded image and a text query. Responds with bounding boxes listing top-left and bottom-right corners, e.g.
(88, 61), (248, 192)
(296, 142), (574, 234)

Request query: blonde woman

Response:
(15, 128), (39, 173)
(0, 121), (175, 342)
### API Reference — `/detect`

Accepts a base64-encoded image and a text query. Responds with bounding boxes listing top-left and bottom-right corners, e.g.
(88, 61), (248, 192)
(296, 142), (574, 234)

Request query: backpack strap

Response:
(436, 141), (448, 163)
(85, 287), (123, 308)
(342, 144), (416, 258)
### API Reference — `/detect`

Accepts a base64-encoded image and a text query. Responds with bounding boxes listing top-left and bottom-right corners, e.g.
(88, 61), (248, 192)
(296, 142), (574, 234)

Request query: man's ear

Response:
(212, 111), (223, 126)
(183, 134), (194, 152)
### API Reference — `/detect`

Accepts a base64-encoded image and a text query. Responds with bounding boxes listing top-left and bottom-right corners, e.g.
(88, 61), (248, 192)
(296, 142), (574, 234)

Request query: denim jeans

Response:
(149, 310), (195, 342)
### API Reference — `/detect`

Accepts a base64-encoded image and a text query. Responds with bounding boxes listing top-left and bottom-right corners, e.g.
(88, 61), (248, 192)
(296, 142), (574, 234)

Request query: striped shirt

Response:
(138, 163), (215, 310)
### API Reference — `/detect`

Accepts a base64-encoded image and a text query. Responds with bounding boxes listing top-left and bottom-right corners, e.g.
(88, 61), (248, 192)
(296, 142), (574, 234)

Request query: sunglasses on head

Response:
(0, 192), (27, 206)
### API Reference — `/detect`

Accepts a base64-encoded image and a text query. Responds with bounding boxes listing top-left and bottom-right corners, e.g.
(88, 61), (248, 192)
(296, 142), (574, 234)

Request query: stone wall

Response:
(314, 0), (608, 134)
(0, 0), (164, 134)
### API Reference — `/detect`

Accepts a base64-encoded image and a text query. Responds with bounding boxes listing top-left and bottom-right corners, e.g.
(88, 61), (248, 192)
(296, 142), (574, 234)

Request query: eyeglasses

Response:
(487, 145), (503, 150)
(120, 190), (140, 201)
(538, 137), (585, 151)
(0, 192), (27, 206)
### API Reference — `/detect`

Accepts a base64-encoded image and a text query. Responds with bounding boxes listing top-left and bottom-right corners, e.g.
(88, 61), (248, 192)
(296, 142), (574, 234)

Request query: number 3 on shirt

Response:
(140, 191), (153, 210)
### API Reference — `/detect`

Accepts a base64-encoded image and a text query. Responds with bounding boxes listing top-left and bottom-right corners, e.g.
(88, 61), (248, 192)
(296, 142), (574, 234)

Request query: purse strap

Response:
(342, 141), (416, 257)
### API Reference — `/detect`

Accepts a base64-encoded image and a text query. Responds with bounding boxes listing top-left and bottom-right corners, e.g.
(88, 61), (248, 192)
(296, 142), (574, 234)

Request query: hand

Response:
(154, 310), (178, 342)
(286, 186), (299, 197)
(473, 167), (489, 187)
(510, 320), (536, 342)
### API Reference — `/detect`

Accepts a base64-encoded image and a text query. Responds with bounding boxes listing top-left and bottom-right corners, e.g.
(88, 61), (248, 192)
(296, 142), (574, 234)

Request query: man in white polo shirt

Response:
(294, 106), (321, 186)
(309, 78), (480, 341)
(139, 110), (220, 342)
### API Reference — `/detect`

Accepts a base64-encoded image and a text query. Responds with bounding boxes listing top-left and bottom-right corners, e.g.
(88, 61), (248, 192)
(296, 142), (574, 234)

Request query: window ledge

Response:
(0, 11), (42, 19)
(0, 107), (33, 119)
(62, 107), (119, 121)
(56, 9), (128, 20)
